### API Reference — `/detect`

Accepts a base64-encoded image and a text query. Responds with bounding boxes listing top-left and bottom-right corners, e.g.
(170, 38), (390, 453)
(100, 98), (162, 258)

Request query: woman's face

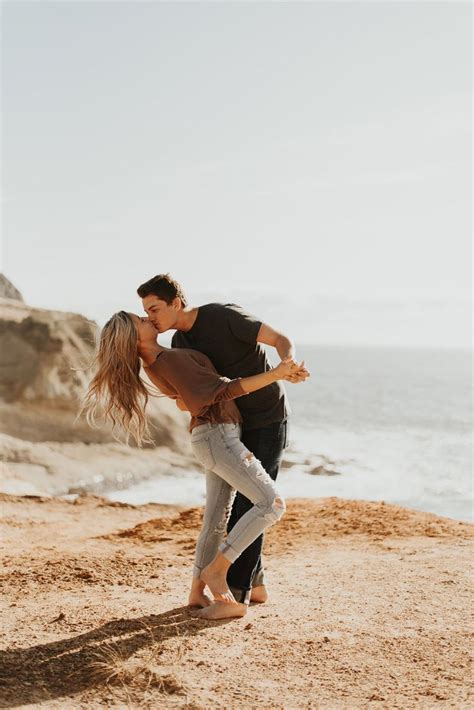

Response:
(129, 313), (158, 344)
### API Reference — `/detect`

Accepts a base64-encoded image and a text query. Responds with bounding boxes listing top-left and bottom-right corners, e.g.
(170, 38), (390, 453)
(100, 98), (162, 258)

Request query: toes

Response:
(216, 592), (235, 604)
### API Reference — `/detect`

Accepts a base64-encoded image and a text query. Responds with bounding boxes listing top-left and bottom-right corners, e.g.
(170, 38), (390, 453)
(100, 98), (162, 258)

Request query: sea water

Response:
(106, 345), (472, 521)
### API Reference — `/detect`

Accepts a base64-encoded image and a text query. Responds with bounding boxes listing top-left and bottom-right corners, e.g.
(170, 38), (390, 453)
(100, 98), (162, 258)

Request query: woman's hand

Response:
(274, 357), (310, 382)
(274, 357), (310, 383)
(239, 357), (310, 395)
(283, 359), (310, 383)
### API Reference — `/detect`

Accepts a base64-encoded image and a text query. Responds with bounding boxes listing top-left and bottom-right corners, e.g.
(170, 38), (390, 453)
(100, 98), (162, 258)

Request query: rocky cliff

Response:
(0, 273), (24, 302)
(0, 284), (193, 496)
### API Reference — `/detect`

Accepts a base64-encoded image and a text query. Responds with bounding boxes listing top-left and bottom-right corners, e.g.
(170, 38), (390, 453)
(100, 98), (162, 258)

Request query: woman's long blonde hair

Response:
(81, 311), (151, 445)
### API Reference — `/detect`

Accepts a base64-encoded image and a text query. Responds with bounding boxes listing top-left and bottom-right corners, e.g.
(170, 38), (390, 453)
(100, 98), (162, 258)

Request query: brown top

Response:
(144, 348), (247, 431)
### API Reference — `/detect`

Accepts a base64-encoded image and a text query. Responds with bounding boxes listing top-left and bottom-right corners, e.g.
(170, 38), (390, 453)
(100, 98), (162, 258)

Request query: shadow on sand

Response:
(0, 606), (222, 707)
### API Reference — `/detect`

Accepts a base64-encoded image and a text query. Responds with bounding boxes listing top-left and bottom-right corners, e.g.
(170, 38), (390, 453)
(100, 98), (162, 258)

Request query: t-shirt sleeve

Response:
(171, 331), (182, 349)
(225, 305), (262, 345)
(157, 353), (247, 415)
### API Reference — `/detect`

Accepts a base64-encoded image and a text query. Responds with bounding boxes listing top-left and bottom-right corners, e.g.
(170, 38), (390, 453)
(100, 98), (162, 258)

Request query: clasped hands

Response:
(275, 356), (311, 384)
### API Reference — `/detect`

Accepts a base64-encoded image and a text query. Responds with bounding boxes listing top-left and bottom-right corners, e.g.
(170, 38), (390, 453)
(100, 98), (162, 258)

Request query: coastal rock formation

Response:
(0, 287), (192, 495)
(0, 296), (188, 445)
(0, 273), (24, 302)
(0, 298), (96, 407)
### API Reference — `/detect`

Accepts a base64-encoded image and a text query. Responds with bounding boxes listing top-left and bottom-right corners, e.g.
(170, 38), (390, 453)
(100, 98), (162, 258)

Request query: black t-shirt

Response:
(171, 303), (289, 429)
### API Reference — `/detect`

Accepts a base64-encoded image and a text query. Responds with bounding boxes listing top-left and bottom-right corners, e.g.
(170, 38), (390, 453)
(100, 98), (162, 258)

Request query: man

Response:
(138, 273), (309, 606)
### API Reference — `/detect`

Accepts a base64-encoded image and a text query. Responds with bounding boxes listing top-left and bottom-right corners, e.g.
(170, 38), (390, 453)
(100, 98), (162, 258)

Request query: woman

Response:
(82, 311), (305, 620)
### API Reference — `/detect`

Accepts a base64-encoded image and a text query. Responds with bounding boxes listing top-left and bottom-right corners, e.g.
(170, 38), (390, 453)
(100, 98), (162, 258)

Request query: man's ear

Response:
(172, 296), (183, 310)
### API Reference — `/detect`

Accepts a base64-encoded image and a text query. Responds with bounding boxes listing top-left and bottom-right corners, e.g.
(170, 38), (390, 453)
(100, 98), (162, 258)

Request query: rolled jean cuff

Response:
(193, 565), (202, 579)
(252, 568), (265, 588)
(229, 584), (251, 605)
(219, 540), (240, 564)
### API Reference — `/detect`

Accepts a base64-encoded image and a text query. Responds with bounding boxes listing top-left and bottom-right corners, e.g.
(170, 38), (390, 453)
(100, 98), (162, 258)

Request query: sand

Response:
(0, 494), (472, 709)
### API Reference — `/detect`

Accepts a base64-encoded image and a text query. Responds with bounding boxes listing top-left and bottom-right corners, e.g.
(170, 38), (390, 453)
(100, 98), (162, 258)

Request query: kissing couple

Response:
(82, 273), (309, 619)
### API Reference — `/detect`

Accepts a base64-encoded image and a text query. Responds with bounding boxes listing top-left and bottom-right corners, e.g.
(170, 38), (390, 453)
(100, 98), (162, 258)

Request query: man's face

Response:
(142, 295), (179, 333)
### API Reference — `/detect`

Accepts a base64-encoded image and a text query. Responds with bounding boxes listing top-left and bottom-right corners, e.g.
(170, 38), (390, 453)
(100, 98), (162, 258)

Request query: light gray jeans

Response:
(190, 422), (285, 582)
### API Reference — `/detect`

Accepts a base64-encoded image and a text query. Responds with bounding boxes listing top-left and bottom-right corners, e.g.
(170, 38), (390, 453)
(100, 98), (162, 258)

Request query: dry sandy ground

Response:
(0, 494), (472, 709)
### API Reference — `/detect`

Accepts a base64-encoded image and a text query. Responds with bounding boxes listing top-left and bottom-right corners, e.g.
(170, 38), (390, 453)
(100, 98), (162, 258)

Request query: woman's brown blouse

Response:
(144, 348), (246, 431)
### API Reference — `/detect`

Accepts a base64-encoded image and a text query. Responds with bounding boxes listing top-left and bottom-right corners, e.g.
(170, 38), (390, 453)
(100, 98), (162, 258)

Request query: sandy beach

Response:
(1, 494), (472, 709)
(1, 0), (472, 705)
(0, 282), (472, 707)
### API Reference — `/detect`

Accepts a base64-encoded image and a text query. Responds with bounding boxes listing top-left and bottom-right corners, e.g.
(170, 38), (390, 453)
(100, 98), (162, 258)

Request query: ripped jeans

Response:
(190, 422), (285, 582)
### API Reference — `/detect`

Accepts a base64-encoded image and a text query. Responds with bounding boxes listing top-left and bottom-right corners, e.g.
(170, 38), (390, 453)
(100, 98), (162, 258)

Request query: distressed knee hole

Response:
(274, 496), (285, 513)
(241, 451), (256, 467)
(241, 451), (273, 485)
(263, 496), (286, 523)
(272, 497), (286, 520)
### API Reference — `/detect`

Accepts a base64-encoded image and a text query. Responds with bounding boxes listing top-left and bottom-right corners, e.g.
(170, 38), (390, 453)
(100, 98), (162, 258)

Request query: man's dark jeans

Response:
(226, 419), (288, 603)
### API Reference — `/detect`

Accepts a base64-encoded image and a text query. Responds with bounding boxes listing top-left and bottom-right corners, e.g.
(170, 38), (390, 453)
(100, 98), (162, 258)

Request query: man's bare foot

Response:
(250, 585), (268, 603)
(187, 590), (212, 608)
(201, 564), (235, 603)
(194, 601), (247, 620)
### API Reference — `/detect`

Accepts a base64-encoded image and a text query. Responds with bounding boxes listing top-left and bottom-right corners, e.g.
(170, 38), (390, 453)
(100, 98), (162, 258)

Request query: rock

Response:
(0, 297), (193, 496)
(0, 274), (24, 302)
(310, 465), (341, 476)
(0, 297), (189, 449)
(0, 298), (95, 406)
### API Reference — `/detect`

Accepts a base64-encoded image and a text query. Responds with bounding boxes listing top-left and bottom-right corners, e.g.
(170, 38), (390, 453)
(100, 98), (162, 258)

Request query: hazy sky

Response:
(2, 1), (471, 347)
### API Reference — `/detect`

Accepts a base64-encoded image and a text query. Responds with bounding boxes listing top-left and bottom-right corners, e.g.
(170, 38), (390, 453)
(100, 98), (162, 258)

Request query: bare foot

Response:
(188, 590), (212, 608)
(201, 564), (235, 603)
(250, 585), (268, 604)
(195, 601), (247, 620)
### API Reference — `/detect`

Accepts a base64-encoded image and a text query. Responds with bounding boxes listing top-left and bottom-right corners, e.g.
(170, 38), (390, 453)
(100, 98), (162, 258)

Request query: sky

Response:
(1, 1), (472, 348)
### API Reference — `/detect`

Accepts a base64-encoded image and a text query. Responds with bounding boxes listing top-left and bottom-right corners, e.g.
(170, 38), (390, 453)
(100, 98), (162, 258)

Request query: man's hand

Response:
(273, 357), (310, 383)
(282, 359), (310, 383)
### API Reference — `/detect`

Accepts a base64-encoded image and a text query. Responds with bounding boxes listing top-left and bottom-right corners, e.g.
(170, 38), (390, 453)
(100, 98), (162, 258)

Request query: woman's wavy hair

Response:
(80, 311), (151, 446)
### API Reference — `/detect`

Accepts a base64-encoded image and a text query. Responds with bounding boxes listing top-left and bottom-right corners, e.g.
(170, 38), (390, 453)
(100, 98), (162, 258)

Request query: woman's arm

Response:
(147, 352), (307, 414)
(238, 357), (307, 395)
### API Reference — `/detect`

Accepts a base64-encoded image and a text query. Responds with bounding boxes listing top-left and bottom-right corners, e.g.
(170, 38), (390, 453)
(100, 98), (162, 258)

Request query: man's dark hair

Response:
(137, 273), (188, 307)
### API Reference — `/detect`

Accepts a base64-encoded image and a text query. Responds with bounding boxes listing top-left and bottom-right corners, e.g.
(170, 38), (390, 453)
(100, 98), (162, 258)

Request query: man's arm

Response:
(257, 323), (295, 360)
(257, 323), (310, 383)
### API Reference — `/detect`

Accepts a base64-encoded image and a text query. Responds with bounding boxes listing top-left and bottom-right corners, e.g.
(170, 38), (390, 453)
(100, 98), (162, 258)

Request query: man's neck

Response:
(175, 306), (199, 332)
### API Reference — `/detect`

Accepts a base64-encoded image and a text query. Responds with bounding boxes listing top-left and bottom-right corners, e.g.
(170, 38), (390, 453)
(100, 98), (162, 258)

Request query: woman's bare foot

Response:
(250, 585), (268, 603)
(188, 590), (212, 608)
(201, 560), (234, 603)
(195, 601), (247, 620)
(188, 577), (212, 608)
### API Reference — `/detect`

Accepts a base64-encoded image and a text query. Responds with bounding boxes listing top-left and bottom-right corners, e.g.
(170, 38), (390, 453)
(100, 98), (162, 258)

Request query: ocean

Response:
(107, 345), (473, 522)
